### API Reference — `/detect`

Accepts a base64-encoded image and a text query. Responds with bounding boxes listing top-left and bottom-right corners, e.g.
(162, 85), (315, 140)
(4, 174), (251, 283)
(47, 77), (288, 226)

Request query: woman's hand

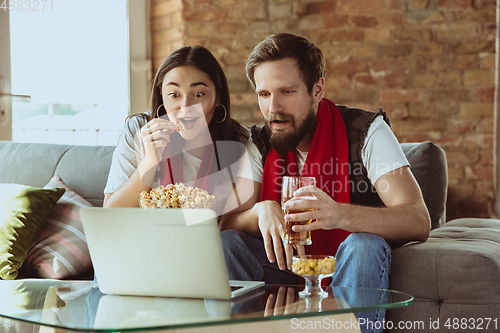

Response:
(140, 117), (178, 164)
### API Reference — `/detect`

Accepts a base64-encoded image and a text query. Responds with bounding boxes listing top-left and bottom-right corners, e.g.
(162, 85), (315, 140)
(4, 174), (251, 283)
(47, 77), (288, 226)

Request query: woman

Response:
(103, 45), (249, 216)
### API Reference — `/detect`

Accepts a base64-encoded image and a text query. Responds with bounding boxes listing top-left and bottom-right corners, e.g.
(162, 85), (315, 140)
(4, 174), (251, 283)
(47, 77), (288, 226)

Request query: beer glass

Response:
(282, 176), (316, 245)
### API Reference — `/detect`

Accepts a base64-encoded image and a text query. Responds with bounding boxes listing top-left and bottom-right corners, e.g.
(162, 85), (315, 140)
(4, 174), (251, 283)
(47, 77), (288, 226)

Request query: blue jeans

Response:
(221, 230), (391, 333)
(332, 233), (391, 333)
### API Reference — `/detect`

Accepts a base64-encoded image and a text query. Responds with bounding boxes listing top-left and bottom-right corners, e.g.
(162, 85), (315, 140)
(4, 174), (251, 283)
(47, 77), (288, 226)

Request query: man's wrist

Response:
(334, 202), (355, 232)
(254, 200), (278, 217)
(252, 201), (264, 221)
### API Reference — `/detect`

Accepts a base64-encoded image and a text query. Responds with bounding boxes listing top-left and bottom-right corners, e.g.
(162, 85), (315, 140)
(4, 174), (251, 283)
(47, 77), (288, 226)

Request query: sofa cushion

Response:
(0, 141), (71, 188)
(23, 175), (93, 279)
(55, 146), (115, 207)
(0, 184), (65, 280)
(0, 141), (115, 207)
(400, 142), (448, 230)
(389, 218), (500, 308)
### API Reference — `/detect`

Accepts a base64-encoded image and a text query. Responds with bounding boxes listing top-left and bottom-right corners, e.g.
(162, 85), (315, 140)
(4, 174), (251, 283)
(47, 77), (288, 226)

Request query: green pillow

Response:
(0, 184), (65, 280)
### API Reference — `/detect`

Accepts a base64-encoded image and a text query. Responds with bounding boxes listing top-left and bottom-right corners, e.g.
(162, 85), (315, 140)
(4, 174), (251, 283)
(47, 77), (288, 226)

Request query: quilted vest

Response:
(249, 105), (391, 207)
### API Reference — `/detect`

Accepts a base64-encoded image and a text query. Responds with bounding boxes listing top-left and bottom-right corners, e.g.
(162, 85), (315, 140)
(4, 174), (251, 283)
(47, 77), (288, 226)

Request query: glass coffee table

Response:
(0, 279), (412, 332)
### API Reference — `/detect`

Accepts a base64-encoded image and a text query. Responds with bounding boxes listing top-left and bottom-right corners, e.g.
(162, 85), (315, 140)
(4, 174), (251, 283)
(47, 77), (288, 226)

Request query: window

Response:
(1, 0), (151, 145)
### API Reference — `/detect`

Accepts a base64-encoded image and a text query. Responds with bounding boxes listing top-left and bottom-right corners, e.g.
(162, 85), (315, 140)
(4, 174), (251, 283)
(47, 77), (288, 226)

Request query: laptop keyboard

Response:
(230, 286), (244, 291)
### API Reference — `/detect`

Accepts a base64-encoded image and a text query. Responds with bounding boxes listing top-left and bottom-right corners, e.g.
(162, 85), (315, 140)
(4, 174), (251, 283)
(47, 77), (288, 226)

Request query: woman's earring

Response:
(216, 104), (227, 123)
(156, 104), (165, 116)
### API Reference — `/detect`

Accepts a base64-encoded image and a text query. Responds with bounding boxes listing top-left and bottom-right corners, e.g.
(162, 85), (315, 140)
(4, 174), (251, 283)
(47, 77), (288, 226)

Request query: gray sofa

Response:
(1, 140), (500, 332)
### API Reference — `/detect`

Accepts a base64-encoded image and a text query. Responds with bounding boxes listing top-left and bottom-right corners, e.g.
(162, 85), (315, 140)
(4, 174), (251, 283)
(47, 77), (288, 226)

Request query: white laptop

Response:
(94, 296), (231, 329)
(80, 208), (264, 300)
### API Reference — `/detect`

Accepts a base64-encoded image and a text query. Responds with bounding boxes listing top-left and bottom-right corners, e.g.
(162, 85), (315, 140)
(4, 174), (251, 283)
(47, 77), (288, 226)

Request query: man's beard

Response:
(265, 106), (317, 156)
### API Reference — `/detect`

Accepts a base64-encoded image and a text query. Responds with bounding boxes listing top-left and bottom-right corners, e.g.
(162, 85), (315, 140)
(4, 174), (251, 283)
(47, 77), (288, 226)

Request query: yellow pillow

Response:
(0, 184), (65, 280)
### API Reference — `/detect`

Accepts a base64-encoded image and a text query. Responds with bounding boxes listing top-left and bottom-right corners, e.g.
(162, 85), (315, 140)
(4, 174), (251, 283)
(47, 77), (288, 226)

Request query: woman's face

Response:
(161, 65), (219, 141)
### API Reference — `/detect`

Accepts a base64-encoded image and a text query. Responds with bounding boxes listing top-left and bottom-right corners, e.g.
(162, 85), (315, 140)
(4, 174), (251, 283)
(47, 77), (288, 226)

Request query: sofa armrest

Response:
(390, 218), (500, 300)
(400, 142), (448, 230)
(388, 218), (500, 323)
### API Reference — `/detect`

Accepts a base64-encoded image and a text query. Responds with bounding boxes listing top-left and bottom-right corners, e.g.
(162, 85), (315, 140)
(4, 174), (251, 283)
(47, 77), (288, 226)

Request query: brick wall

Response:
(151, 0), (184, 71)
(150, 0), (498, 220)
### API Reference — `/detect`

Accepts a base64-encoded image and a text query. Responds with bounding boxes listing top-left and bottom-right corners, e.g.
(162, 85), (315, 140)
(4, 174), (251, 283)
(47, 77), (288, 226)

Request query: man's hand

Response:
(264, 286), (339, 317)
(254, 200), (305, 270)
(283, 185), (342, 233)
(264, 287), (305, 316)
(284, 166), (431, 243)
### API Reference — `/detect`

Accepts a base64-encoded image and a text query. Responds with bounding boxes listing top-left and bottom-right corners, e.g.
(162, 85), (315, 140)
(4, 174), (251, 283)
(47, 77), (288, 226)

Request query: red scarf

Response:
(260, 98), (351, 256)
(159, 133), (218, 195)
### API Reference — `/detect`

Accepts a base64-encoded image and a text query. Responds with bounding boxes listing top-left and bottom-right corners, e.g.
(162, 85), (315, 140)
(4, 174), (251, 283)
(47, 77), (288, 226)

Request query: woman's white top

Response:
(104, 115), (249, 216)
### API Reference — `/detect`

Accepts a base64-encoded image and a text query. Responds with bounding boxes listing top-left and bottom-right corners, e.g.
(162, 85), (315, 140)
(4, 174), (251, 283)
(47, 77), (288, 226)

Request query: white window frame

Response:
(0, 0), (152, 142)
(129, 0), (152, 116)
(0, 8), (12, 141)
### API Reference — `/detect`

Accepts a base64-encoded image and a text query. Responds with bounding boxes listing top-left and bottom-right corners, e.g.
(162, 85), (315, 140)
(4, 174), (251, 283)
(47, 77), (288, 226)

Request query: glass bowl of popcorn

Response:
(291, 255), (336, 298)
(139, 183), (216, 209)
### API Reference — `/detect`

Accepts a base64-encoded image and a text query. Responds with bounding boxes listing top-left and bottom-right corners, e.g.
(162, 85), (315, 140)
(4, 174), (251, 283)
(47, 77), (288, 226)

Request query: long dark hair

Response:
(132, 45), (247, 171)
(149, 45), (244, 143)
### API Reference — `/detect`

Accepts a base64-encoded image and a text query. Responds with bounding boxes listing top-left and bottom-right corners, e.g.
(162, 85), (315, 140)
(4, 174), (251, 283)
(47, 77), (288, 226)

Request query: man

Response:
(219, 33), (430, 331)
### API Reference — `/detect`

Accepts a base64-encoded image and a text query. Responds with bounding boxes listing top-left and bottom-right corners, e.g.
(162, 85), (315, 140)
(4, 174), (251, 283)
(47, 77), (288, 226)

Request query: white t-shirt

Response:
(240, 115), (409, 187)
(104, 115), (249, 216)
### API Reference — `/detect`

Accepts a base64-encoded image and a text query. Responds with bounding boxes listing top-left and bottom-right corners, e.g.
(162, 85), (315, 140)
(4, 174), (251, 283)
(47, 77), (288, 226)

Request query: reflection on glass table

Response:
(0, 280), (412, 332)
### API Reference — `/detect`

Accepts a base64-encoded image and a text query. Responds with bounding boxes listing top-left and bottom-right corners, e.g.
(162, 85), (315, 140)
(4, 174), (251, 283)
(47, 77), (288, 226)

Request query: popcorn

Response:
(139, 183), (215, 209)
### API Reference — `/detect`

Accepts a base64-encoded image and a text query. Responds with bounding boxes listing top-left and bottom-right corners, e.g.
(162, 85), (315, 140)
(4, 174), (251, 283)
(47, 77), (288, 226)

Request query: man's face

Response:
(253, 58), (319, 155)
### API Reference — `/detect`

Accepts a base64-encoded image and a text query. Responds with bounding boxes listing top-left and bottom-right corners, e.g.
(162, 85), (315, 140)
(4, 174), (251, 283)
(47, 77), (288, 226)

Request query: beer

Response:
(283, 208), (314, 245)
(281, 176), (316, 246)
